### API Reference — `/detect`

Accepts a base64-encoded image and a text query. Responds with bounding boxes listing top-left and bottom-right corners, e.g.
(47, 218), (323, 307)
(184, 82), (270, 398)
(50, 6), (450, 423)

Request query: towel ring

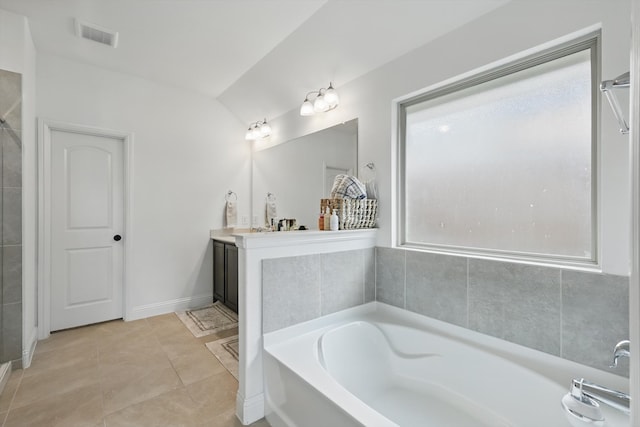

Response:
(360, 162), (376, 177)
(267, 192), (276, 202)
(225, 190), (237, 202)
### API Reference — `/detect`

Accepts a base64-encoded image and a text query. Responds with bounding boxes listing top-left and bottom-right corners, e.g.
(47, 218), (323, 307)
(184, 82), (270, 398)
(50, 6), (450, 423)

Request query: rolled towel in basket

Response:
(330, 174), (367, 199)
(226, 201), (237, 228)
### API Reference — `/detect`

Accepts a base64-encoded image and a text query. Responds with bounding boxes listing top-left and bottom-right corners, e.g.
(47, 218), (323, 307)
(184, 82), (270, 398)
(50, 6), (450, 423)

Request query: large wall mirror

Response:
(252, 119), (358, 230)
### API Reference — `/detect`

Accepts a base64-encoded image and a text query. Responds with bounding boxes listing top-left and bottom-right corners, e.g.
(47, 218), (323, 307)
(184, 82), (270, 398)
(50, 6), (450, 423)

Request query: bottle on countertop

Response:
(318, 210), (325, 231)
(324, 206), (331, 231)
(330, 209), (339, 231)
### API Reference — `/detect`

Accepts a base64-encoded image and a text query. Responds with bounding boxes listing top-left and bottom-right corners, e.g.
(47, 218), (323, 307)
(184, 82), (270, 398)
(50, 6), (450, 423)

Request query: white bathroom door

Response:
(49, 129), (124, 331)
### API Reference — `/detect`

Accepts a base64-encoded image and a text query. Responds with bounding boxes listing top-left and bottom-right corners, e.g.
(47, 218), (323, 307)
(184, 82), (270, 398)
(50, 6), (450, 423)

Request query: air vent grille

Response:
(75, 19), (119, 48)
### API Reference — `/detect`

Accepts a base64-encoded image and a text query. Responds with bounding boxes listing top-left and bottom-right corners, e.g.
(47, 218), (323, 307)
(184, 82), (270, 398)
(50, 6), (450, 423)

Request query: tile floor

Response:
(0, 312), (271, 427)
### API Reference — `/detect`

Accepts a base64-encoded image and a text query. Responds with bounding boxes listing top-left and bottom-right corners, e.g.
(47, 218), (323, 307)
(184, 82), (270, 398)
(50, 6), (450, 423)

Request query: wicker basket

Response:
(320, 198), (378, 230)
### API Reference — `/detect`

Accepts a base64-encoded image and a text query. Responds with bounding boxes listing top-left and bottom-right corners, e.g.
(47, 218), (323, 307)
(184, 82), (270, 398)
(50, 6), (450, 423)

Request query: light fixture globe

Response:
(300, 99), (314, 116)
(313, 94), (329, 113)
(250, 126), (261, 140)
(245, 119), (272, 140)
(260, 121), (272, 137)
(300, 83), (339, 116)
(324, 83), (339, 107)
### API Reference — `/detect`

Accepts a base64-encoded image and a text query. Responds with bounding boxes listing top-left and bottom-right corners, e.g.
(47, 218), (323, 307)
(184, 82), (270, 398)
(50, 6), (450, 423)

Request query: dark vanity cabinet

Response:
(224, 244), (238, 312)
(213, 241), (226, 302)
(212, 239), (238, 313)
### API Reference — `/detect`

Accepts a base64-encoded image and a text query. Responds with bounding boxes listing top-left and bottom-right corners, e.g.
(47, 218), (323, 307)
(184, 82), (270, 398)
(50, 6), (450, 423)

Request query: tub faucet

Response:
(566, 378), (630, 417)
(611, 339), (630, 368)
(562, 340), (631, 421)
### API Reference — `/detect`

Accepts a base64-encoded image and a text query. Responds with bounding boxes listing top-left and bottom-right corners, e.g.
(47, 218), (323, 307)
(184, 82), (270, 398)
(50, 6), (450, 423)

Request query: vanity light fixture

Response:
(300, 82), (340, 116)
(245, 118), (272, 140)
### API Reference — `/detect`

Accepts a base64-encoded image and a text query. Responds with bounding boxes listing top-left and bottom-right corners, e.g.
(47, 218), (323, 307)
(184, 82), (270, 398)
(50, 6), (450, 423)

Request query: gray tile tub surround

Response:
(562, 271), (629, 377)
(262, 248), (375, 333)
(263, 254), (321, 334)
(468, 259), (562, 356)
(406, 251), (468, 327)
(375, 247), (630, 374)
(375, 247), (406, 308)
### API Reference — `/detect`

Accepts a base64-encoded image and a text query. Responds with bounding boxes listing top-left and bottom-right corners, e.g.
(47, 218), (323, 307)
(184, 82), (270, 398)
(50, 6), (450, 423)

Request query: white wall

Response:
(0, 8), (37, 367)
(265, 0), (632, 275)
(36, 53), (251, 319)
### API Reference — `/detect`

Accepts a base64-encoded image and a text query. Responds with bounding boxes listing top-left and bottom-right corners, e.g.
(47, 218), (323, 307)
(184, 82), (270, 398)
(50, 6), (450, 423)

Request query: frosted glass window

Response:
(401, 46), (595, 263)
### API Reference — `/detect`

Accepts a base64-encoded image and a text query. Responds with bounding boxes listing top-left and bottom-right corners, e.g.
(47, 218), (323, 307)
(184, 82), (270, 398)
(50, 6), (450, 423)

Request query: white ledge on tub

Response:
(234, 228), (377, 249)
(235, 227), (378, 425)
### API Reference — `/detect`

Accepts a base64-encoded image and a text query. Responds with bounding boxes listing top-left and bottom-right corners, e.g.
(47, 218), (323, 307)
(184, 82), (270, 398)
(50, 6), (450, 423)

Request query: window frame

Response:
(396, 31), (601, 268)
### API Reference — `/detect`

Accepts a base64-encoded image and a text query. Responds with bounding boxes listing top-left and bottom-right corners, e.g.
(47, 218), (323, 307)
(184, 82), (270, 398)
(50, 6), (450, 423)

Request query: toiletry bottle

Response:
(324, 207), (331, 231)
(318, 210), (324, 230)
(330, 209), (339, 231)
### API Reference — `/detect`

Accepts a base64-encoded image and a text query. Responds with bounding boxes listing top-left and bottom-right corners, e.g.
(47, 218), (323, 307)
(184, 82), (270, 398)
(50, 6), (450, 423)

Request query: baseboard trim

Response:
(236, 391), (264, 425)
(128, 294), (213, 321)
(22, 326), (38, 369)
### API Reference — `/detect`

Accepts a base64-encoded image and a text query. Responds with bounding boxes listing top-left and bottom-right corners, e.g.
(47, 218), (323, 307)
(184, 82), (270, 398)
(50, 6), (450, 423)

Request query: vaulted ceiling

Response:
(0, 0), (509, 123)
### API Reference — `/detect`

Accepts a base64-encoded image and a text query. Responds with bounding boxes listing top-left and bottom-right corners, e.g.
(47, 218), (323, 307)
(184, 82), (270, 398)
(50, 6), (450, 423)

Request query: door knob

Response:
(113, 235), (122, 242)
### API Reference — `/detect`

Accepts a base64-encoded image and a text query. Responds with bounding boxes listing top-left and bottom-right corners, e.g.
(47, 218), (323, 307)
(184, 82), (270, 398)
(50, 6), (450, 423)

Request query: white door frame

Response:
(37, 119), (134, 339)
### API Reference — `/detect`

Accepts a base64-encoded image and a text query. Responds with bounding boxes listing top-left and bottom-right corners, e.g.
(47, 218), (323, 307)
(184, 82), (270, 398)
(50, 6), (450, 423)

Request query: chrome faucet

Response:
(561, 340), (631, 422)
(611, 339), (630, 368)
(567, 378), (630, 415)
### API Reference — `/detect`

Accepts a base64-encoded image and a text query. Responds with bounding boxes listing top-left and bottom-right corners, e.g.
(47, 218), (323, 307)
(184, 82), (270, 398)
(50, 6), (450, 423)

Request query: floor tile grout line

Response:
(13, 321), (145, 423)
(12, 348), (103, 410)
(149, 315), (182, 364)
(2, 369), (24, 426)
(96, 334), (108, 426)
(4, 314), (247, 426)
(104, 315), (208, 423)
(99, 317), (178, 420)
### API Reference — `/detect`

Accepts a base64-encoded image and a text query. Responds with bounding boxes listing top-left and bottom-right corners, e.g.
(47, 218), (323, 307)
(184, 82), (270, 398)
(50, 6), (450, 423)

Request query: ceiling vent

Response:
(75, 19), (119, 48)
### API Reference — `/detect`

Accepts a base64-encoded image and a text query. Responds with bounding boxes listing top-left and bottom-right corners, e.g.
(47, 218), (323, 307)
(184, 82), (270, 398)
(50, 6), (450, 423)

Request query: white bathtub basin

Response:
(263, 302), (630, 427)
(318, 321), (515, 426)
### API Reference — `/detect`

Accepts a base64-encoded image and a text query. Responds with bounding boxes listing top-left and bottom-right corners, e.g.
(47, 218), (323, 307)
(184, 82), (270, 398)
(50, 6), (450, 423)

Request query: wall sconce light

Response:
(300, 82), (340, 116)
(245, 118), (272, 140)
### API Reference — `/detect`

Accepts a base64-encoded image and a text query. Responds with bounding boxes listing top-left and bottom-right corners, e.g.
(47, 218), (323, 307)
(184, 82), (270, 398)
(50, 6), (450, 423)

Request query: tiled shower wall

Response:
(262, 246), (629, 376)
(377, 248), (629, 376)
(0, 69), (23, 366)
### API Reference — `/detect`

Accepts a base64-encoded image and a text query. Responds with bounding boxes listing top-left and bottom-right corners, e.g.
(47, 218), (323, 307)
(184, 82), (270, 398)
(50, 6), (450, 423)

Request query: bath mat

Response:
(206, 335), (239, 380)
(176, 301), (238, 338)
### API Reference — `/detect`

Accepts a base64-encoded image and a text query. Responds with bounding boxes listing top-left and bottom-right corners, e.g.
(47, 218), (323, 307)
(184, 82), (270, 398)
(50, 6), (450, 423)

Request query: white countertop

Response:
(210, 234), (236, 245)
(210, 228), (250, 245)
(209, 228), (378, 248)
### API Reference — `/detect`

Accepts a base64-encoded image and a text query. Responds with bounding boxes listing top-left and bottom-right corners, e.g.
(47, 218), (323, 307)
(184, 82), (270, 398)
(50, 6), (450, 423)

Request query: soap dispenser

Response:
(330, 209), (339, 231)
(324, 206), (331, 231)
